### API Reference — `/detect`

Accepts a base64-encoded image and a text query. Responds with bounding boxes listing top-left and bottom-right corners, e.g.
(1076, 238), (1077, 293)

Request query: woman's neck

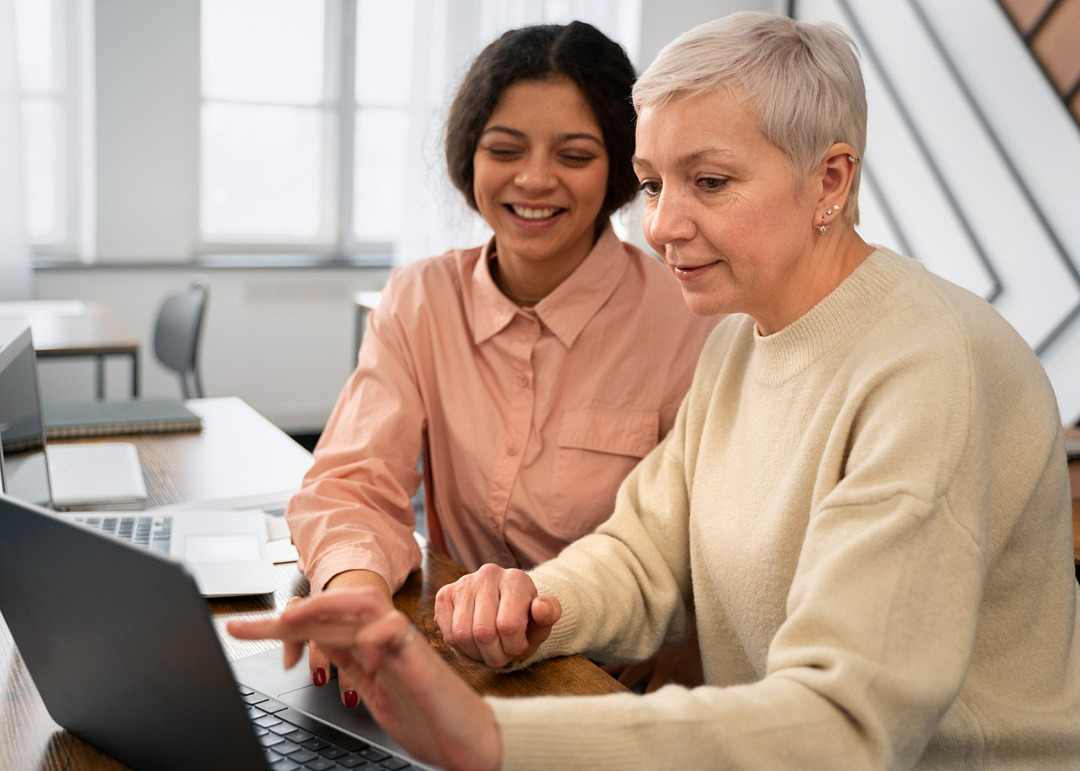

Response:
(487, 230), (603, 306)
(490, 260), (547, 307)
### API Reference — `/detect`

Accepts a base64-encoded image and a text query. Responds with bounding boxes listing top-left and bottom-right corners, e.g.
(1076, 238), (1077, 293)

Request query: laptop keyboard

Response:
(240, 685), (424, 771)
(72, 515), (172, 553)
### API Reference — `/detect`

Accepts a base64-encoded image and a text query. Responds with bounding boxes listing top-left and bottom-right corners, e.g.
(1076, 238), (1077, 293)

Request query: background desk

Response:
(0, 397), (621, 770)
(0, 300), (140, 399)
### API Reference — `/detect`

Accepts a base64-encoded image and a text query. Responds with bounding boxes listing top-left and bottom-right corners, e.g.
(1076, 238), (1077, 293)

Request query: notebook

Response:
(0, 326), (275, 597)
(45, 396), (203, 439)
(0, 492), (432, 771)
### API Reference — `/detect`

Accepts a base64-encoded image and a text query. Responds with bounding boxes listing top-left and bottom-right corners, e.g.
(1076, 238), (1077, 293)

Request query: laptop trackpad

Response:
(278, 679), (406, 756)
(184, 534), (262, 562)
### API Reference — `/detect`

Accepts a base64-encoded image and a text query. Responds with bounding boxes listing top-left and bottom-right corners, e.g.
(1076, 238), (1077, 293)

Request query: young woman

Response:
(284, 21), (716, 705)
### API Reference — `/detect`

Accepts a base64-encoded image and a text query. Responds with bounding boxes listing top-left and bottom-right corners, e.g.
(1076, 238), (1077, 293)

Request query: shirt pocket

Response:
(549, 409), (660, 542)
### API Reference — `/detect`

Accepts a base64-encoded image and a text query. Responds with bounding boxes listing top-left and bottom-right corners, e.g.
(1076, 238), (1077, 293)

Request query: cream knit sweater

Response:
(489, 248), (1080, 769)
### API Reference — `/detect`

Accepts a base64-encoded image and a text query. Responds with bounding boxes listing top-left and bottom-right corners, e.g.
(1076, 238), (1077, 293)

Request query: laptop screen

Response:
(0, 327), (54, 507)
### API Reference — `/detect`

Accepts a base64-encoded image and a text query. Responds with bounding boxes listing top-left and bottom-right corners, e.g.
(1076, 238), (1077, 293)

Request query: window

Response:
(351, 0), (415, 243)
(14, 0), (87, 255)
(199, 0), (416, 254)
(198, 0), (639, 262)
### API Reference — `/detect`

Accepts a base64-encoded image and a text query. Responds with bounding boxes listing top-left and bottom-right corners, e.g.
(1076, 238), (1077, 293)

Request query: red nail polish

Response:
(344, 690), (358, 709)
(313, 667), (327, 686)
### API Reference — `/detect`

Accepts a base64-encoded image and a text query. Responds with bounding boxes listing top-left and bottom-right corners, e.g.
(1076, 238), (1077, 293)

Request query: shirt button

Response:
(506, 444), (518, 456)
(517, 375), (529, 387)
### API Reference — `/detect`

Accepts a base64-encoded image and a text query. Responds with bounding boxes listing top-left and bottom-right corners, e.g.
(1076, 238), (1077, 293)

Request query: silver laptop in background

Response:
(0, 327), (147, 510)
(0, 325), (275, 597)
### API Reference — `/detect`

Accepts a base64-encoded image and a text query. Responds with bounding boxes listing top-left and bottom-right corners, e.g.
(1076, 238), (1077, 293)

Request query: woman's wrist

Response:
(323, 569), (391, 598)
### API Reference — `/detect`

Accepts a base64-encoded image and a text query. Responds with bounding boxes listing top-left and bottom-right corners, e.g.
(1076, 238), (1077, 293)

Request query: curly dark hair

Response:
(445, 21), (638, 229)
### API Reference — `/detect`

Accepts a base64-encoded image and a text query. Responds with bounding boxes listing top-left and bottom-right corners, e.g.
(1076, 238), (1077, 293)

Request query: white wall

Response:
(639, 0), (781, 64)
(95, 0), (199, 260)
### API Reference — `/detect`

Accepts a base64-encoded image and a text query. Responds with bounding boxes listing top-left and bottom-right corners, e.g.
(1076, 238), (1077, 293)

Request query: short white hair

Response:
(634, 12), (866, 224)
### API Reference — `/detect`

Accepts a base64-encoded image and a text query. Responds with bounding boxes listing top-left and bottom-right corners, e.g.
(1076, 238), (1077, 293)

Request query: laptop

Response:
(0, 325), (275, 598)
(0, 492), (432, 770)
(0, 325), (147, 509)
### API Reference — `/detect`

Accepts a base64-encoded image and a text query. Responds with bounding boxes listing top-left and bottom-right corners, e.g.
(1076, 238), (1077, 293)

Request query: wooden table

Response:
(0, 397), (622, 770)
(0, 300), (140, 399)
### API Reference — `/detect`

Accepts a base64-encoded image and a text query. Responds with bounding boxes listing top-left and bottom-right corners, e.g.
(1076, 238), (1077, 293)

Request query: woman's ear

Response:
(812, 142), (860, 232)
(819, 142), (858, 206)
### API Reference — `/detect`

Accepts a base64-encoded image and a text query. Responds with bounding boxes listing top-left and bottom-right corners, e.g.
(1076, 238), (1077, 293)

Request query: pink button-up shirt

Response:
(288, 226), (718, 592)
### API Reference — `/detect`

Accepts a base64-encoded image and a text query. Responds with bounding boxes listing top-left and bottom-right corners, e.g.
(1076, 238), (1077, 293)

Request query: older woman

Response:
(284, 20), (715, 707)
(232, 12), (1080, 769)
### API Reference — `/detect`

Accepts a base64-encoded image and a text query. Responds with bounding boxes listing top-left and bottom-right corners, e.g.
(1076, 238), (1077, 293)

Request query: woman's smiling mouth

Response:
(507, 204), (564, 220)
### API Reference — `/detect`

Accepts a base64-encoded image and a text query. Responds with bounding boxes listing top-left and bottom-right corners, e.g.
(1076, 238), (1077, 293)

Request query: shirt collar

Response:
(469, 224), (629, 348)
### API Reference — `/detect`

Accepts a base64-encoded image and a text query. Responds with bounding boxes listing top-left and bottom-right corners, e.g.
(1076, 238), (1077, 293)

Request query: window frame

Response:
(194, 0), (395, 259)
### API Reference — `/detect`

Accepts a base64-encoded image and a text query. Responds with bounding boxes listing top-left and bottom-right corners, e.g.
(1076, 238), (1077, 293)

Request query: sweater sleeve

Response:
(523, 416), (697, 665)
(286, 271), (424, 593)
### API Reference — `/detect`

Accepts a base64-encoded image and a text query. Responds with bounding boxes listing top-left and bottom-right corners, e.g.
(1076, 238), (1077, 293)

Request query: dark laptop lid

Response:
(0, 492), (267, 770)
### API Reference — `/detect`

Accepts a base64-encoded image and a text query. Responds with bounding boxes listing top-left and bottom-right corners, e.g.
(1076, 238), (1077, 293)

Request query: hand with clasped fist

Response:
(434, 564), (562, 668)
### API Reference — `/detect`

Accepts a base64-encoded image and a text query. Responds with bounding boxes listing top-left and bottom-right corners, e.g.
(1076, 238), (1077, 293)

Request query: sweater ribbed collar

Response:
(751, 248), (909, 386)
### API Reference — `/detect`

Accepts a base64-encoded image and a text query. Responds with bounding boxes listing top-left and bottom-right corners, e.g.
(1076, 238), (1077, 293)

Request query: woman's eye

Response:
(698, 176), (728, 191)
(484, 146), (521, 160)
(560, 153), (595, 166)
(638, 180), (661, 197)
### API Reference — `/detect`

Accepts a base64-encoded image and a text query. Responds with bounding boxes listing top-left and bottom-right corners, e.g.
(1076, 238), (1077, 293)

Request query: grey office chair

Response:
(153, 275), (209, 398)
